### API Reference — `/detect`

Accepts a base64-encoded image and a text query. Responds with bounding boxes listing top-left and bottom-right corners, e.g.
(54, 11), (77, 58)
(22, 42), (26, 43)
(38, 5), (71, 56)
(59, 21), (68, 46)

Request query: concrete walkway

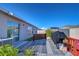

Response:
(46, 39), (54, 55)
(46, 39), (64, 56)
(47, 39), (72, 56)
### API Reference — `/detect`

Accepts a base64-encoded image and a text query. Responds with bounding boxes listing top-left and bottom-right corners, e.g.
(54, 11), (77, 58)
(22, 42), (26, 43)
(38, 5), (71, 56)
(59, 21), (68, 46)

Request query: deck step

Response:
(13, 41), (28, 48)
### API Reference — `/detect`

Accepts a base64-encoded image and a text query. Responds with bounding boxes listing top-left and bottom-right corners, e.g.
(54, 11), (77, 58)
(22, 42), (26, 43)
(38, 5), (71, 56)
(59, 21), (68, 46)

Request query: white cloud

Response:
(41, 27), (47, 30)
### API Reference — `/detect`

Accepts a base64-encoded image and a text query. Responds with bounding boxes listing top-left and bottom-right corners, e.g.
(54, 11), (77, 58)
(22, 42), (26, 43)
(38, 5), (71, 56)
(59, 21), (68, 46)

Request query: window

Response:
(7, 20), (20, 41)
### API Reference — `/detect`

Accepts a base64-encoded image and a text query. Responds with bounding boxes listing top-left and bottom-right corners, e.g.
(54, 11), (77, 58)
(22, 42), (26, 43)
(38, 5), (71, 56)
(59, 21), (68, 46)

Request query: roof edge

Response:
(0, 8), (39, 29)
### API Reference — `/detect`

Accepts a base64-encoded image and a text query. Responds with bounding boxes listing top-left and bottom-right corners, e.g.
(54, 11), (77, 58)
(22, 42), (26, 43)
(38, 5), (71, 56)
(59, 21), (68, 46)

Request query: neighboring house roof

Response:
(63, 25), (79, 29)
(50, 27), (59, 29)
(0, 8), (39, 29)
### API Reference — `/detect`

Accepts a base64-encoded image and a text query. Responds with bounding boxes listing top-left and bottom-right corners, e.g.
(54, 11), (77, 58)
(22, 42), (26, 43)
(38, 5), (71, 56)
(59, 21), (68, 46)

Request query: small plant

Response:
(46, 29), (52, 37)
(24, 48), (34, 56)
(0, 44), (19, 56)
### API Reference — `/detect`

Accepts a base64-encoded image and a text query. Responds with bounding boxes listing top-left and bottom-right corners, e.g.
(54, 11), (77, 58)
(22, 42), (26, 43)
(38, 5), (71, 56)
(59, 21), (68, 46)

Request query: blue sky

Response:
(0, 3), (79, 28)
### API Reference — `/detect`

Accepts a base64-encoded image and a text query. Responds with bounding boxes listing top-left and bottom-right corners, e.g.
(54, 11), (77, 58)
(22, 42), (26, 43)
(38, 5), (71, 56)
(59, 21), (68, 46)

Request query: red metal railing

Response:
(67, 37), (79, 56)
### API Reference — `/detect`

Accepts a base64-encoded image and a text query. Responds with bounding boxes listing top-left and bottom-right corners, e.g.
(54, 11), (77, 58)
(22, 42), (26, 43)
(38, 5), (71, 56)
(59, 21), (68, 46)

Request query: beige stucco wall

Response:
(19, 24), (33, 40)
(0, 11), (33, 40)
(32, 27), (37, 34)
(0, 13), (7, 39)
(37, 30), (46, 34)
(69, 28), (79, 39)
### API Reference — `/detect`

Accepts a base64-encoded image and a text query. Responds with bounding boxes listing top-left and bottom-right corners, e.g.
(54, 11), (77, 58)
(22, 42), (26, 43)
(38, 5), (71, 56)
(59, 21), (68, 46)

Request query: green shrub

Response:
(24, 48), (34, 56)
(0, 44), (19, 56)
(46, 29), (52, 37)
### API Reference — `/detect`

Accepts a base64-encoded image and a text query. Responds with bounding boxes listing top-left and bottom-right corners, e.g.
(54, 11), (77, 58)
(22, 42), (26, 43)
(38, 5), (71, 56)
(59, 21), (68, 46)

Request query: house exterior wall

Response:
(0, 13), (7, 39)
(69, 28), (79, 39)
(59, 29), (69, 37)
(32, 27), (38, 34)
(19, 24), (33, 40)
(0, 11), (33, 40)
(8, 17), (33, 40)
(37, 30), (46, 34)
(51, 29), (59, 32)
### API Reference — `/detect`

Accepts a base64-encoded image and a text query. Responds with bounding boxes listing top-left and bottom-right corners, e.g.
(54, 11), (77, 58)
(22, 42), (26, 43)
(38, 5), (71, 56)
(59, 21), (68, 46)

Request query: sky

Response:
(0, 3), (79, 29)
